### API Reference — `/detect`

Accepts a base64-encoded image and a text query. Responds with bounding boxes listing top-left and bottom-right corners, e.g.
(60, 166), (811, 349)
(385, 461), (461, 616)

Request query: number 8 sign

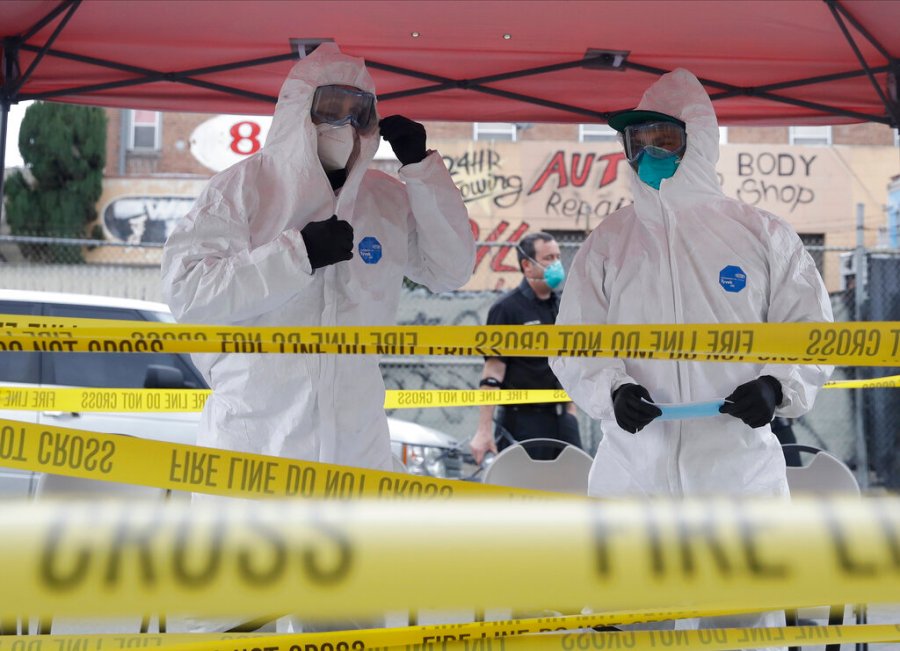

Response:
(229, 121), (262, 155)
(190, 115), (273, 172)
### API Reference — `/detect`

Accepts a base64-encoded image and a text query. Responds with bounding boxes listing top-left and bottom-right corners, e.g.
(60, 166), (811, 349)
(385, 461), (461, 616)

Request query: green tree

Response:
(4, 101), (107, 263)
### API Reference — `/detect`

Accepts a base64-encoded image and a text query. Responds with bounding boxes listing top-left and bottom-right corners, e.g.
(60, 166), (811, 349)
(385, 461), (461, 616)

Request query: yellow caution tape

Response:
(0, 417), (547, 500)
(0, 607), (783, 650)
(6, 624), (900, 651)
(824, 374), (900, 389)
(161, 625), (900, 651)
(386, 388), (569, 409)
(0, 497), (898, 619)
(0, 387), (572, 413)
(1, 314), (899, 365)
(1, 376), (894, 416)
(0, 387), (212, 412)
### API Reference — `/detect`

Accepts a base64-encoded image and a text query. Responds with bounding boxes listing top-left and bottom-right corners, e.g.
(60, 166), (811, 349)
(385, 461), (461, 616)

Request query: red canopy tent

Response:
(1, 0), (898, 186)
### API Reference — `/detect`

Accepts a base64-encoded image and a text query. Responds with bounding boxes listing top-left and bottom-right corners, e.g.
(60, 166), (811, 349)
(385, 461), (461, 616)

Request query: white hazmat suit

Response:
(162, 44), (475, 474)
(550, 69), (833, 640)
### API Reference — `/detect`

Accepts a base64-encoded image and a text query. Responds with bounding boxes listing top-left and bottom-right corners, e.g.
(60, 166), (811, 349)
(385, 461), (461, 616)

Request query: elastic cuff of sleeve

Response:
(760, 375), (784, 405)
(479, 377), (503, 389)
(398, 150), (439, 179)
(610, 377), (635, 397)
(286, 228), (314, 276)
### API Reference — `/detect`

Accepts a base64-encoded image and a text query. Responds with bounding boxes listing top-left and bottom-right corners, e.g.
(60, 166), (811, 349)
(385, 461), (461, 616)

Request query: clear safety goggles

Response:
(623, 121), (686, 163)
(311, 84), (376, 132)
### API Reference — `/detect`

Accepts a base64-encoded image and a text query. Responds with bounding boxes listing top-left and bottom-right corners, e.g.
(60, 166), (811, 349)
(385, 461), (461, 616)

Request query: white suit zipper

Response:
(660, 188), (685, 497)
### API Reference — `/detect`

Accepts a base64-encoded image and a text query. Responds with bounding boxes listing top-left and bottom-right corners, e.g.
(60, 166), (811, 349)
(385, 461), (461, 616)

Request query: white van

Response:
(0, 290), (465, 496)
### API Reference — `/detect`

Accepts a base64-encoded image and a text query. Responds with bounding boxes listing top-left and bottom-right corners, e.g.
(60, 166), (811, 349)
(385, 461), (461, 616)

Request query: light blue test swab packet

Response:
(648, 400), (726, 421)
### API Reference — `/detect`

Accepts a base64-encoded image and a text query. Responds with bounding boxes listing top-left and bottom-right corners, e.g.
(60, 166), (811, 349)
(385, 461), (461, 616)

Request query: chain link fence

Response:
(0, 235), (897, 487)
(0, 233), (164, 301)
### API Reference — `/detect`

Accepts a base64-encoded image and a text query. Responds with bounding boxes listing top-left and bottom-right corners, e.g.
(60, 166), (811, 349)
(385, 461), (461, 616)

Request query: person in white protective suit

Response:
(550, 69), (833, 640)
(162, 44), (474, 481)
(162, 43), (473, 634)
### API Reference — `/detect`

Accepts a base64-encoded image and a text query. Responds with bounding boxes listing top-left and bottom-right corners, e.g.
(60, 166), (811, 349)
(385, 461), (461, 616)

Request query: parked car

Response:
(0, 289), (467, 497)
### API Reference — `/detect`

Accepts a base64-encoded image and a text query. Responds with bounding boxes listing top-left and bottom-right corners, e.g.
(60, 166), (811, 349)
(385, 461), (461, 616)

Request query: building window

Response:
(473, 122), (516, 141)
(789, 126), (832, 146)
(129, 110), (161, 150)
(579, 124), (617, 143)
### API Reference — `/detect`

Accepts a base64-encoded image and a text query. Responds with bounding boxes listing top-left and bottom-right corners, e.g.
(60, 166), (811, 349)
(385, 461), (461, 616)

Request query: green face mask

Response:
(541, 260), (566, 289)
(520, 247), (566, 289)
(637, 150), (680, 189)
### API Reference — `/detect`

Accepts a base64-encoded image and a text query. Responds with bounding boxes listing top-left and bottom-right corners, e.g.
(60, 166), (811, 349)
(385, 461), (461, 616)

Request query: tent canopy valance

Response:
(1, 0), (898, 129)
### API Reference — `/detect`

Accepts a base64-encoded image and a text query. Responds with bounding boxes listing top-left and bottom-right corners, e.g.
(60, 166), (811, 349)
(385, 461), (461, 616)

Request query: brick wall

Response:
(105, 111), (897, 177)
(421, 121), (471, 139)
(103, 109), (121, 177)
(423, 121), (582, 142)
(727, 126), (790, 144)
(156, 111), (219, 176)
(727, 123), (896, 146)
(522, 123), (579, 141)
(832, 123), (895, 146)
(105, 109), (220, 178)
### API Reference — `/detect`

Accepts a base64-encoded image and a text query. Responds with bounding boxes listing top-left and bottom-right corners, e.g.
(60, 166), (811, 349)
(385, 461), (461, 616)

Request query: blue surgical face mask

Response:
(542, 260), (565, 289)
(637, 150), (680, 190)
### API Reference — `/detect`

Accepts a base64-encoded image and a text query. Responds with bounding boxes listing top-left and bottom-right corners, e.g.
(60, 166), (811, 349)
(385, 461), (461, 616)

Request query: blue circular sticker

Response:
(359, 236), (383, 265)
(719, 265), (747, 293)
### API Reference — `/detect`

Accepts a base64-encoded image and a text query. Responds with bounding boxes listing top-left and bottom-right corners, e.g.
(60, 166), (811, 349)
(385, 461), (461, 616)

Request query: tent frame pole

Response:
(710, 66), (890, 99)
(826, 0), (899, 127)
(17, 44), (288, 104)
(2, 0), (80, 210)
(827, 0), (892, 60)
(11, 0), (80, 96)
(1, 36), (21, 210)
(626, 60), (892, 124)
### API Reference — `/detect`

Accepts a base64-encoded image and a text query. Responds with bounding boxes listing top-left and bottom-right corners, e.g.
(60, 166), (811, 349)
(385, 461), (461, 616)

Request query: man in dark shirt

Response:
(470, 232), (582, 462)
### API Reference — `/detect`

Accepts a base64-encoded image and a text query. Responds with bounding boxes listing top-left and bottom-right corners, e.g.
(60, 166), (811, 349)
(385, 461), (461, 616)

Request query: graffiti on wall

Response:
(434, 140), (845, 290)
(439, 144), (633, 288)
(526, 150), (631, 228)
(102, 196), (194, 244)
(444, 145), (633, 236)
(95, 137), (850, 291)
(442, 148), (523, 209)
(734, 151), (817, 213)
(470, 218), (530, 280)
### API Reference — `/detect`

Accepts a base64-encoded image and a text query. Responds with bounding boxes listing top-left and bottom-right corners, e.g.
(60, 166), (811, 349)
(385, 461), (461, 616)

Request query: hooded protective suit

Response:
(162, 44), (475, 473)
(550, 66), (833, 647)
(551, 69), (833, 499)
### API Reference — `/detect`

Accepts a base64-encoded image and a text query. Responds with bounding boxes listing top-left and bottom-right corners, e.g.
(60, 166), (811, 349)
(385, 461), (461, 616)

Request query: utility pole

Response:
(853, 202), (869, 490)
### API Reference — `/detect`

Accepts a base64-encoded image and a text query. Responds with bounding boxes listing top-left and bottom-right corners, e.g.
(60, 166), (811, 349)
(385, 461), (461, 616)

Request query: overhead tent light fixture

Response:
(411, 31), (421, 38)
(582, 49), (630, 71)
(503, 33), (512, 40)
(289, 38), (336, 58)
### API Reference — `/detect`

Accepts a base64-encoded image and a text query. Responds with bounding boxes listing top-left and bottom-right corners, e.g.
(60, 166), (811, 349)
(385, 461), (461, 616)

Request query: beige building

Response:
(96, 109), (900, 291)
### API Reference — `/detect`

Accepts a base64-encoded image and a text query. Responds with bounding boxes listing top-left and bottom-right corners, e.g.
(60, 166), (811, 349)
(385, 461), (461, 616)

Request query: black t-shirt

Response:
(485, 279), (562, 391)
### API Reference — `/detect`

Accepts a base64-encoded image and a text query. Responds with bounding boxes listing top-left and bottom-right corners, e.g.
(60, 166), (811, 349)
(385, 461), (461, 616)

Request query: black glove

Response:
(300, 215), (354, 270)
(379, 115), (427, 166)
(719, 375), (783, 428)
(612, 383), (662, 434)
